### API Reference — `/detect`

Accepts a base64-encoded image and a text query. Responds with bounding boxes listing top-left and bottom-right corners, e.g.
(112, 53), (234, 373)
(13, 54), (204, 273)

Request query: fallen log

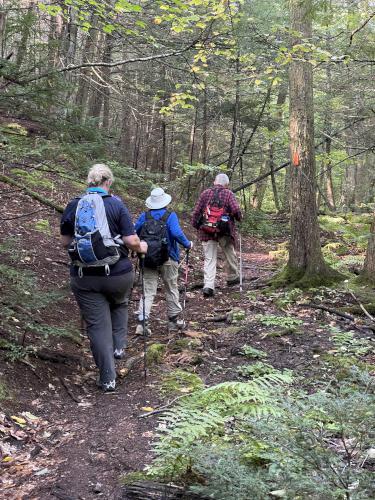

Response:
(0, 174), (64, 213)
(122, 481), (208, 499)
(297, 303), (355, 321)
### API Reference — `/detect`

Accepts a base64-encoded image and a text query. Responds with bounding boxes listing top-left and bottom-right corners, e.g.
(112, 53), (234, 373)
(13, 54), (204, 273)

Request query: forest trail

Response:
(1, 179), (374, 499)
(0, 210), (275, 499)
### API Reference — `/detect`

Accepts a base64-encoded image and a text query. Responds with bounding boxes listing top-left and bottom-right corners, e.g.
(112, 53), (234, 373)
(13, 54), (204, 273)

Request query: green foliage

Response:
(319, 214), (371, 251)
(0, 240), (74, 357)
(146, 343), (166, 364)
(10, 168), (55, 190)
(256, 314), (303, 329)
(237, 362), (291, 379)
(144, 367), (374, 500)
(241, 210), (285, 238)
(34, 219), (51, 235)
(149, 372), (293, 480)
(160, 369), (204, 396)
(329, 328), (372, 357)
(239, 345), (268, 359)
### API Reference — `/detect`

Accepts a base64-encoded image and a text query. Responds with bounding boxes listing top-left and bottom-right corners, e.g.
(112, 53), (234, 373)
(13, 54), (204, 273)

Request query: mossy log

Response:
(0, 173), (64, 213)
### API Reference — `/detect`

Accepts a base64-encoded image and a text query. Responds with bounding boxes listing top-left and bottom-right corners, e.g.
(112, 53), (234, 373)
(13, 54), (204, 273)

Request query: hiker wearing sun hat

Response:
(135, 187), (193, 334)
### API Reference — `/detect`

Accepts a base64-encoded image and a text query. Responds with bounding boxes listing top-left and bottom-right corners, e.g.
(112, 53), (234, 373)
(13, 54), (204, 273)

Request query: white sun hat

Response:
(145, 187), (172, 209)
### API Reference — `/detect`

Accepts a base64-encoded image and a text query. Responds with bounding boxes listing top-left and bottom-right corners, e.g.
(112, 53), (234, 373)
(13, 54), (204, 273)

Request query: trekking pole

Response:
(182, 249), (190, 313)
(239, 227), (243, 293)
(139, 254), (147, 381)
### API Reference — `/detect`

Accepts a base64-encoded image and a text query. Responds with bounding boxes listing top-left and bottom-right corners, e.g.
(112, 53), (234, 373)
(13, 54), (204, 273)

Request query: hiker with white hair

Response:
(134, 187), (193, 335)
(191, 173), (242, 297)
(60, 163), (147, 392)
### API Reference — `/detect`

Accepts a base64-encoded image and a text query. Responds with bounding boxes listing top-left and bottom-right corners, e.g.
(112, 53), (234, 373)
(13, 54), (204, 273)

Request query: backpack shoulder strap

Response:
(145, 211), (153, 221)
(209, 187), (223, 207)
(161, 210), (171, 222)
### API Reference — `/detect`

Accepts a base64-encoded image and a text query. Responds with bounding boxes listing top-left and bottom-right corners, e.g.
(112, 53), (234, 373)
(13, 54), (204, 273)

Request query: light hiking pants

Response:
(138, 259), (182, 321)
(71, 271), (134, 384)
(202, 236), (239, 290)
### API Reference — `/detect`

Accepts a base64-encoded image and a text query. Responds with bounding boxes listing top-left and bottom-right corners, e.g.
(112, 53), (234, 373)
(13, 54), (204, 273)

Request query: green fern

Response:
(149, 372), (293, 479)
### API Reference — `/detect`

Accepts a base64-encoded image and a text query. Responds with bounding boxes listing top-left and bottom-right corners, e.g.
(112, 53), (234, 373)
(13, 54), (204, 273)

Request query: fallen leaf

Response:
(141, 406), (154, 412)
(11, 416), (26, 426)
(2, 456), (12, 463)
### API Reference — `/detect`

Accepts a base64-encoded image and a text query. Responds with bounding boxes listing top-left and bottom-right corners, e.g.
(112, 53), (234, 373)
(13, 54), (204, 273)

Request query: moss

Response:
(321, 354), (375, 380)
(160, 369), (204, 395)
(34, 219), (51, 235)
(170, 338), (202, 353)
(146, 343), (166, 364)
(120, 471), (148, 485)
(270, 264), (344, 290)
(10, 168), (55, 190)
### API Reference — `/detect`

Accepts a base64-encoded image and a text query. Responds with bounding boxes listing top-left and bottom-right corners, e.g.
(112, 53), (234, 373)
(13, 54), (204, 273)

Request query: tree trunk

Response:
(251, 155), (269, 209)
(284, 0), (340, 286)
(362, 217), (375, 284)
(15, 2), (35, 70)
(0, 0), (7, 58)
(227, 55), (240, 170)
(102, 34), (113, 131)
(269, 143), (280, 212)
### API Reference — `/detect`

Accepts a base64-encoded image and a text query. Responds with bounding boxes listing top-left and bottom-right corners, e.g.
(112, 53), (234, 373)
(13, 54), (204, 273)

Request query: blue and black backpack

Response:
(68, 192), (121, 275)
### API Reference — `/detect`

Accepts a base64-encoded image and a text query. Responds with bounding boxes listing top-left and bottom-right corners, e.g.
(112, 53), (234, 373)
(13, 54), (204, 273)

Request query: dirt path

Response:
(0, 195), (275, 500)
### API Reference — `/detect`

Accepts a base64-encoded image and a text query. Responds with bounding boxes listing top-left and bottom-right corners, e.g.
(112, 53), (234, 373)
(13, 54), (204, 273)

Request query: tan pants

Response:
(138, 259), (182, 321)
(202, 237), (239, 290)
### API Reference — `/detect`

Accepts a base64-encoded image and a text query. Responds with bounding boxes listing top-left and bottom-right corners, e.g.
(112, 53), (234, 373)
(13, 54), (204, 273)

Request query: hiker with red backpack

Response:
(191, 173), (242, 297)
(135, 187), (193, 335)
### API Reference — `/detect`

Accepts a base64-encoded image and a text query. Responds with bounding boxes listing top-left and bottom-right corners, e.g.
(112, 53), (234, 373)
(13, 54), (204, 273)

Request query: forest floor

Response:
(1, 174), (375, 500)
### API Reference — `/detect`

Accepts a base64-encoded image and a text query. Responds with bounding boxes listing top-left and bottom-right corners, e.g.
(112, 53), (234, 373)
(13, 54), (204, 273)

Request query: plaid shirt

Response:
(191, 185), (242, 242)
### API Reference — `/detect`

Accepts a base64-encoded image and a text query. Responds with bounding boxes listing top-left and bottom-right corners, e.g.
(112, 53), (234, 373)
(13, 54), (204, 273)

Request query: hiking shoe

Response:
(203, 287), (214, 297)
(96, 377), (116, 392)
(227, 277), (240, 286)
(101, 380), (116, 392)
(168, 316), (185, 331)
(114, 349), (125, 360)
(135, 321), (151, 336)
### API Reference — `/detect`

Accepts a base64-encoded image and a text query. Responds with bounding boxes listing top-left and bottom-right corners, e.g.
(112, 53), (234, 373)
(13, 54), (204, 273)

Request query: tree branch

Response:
(349, 11), (375, 46)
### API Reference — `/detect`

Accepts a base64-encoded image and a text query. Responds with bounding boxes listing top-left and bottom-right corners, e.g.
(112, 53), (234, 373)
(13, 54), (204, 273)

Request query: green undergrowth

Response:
(160, 369), (204, 396)
(124, 319), (375, 499)
(0, 240), (77, 360)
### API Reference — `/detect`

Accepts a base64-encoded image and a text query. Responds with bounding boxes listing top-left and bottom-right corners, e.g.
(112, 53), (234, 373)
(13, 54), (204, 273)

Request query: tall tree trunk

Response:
(269, 143), (280, 212)
(251, 155), (269, 209)
(102, 34), (113, 131)
(201, 88), (208, 164)
(227, 55), (240, 170)
(362, 217), (375, 284)
(285, 0), (340, 286)
(15, 2), (35, 70)
(0, 0), (7, 58)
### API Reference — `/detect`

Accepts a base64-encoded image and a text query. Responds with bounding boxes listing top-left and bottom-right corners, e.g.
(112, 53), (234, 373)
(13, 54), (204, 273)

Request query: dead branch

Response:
(0, 174), (64, 213)
(297, 303), (355, 321)
(349, 12), (375, 46)
(59, 377), (81, 404)
(348, 291), (375, 323)
(0, 208), (48, 221)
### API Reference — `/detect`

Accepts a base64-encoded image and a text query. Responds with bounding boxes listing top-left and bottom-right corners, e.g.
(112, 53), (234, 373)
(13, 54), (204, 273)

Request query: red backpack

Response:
(201, 188), (226, 234)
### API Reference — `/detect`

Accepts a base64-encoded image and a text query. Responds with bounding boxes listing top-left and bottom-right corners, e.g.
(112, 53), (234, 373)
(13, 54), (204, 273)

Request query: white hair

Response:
(87, 163), (114, 186)
(214, 173), (230, 186)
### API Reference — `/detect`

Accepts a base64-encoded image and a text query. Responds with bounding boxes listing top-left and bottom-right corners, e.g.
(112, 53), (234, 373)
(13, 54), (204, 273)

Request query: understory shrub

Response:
(143, 369), (374, 500)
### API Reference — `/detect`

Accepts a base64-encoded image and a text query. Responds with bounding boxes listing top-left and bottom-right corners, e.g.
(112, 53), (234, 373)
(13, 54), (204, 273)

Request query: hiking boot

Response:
(96, 377), (116, 392)
(203, 287), (214, 297)
(227, 277), (240, 286)
(135, 321), (151, 336)
(114, 349), (125, 360)
(168, 316), (185, 332)
(101, 380), (116, 392)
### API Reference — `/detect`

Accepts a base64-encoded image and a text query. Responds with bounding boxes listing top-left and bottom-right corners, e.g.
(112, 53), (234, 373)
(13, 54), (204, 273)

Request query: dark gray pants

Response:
(71, 272), (134, 384)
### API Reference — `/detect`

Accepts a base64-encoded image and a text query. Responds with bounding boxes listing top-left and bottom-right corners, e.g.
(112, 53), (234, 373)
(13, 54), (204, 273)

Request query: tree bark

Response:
(362, 216), (375, 284)
(285, 0), (340, 286)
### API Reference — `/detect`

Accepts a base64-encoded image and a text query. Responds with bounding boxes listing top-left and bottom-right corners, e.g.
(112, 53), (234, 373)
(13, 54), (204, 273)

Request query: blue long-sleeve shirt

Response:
(135, 209), (191, 262)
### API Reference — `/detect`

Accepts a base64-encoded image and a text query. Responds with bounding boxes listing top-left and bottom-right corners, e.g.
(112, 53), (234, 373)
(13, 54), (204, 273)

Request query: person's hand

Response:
(139, 241), (148, 254)
(189, 241), (194, 250)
